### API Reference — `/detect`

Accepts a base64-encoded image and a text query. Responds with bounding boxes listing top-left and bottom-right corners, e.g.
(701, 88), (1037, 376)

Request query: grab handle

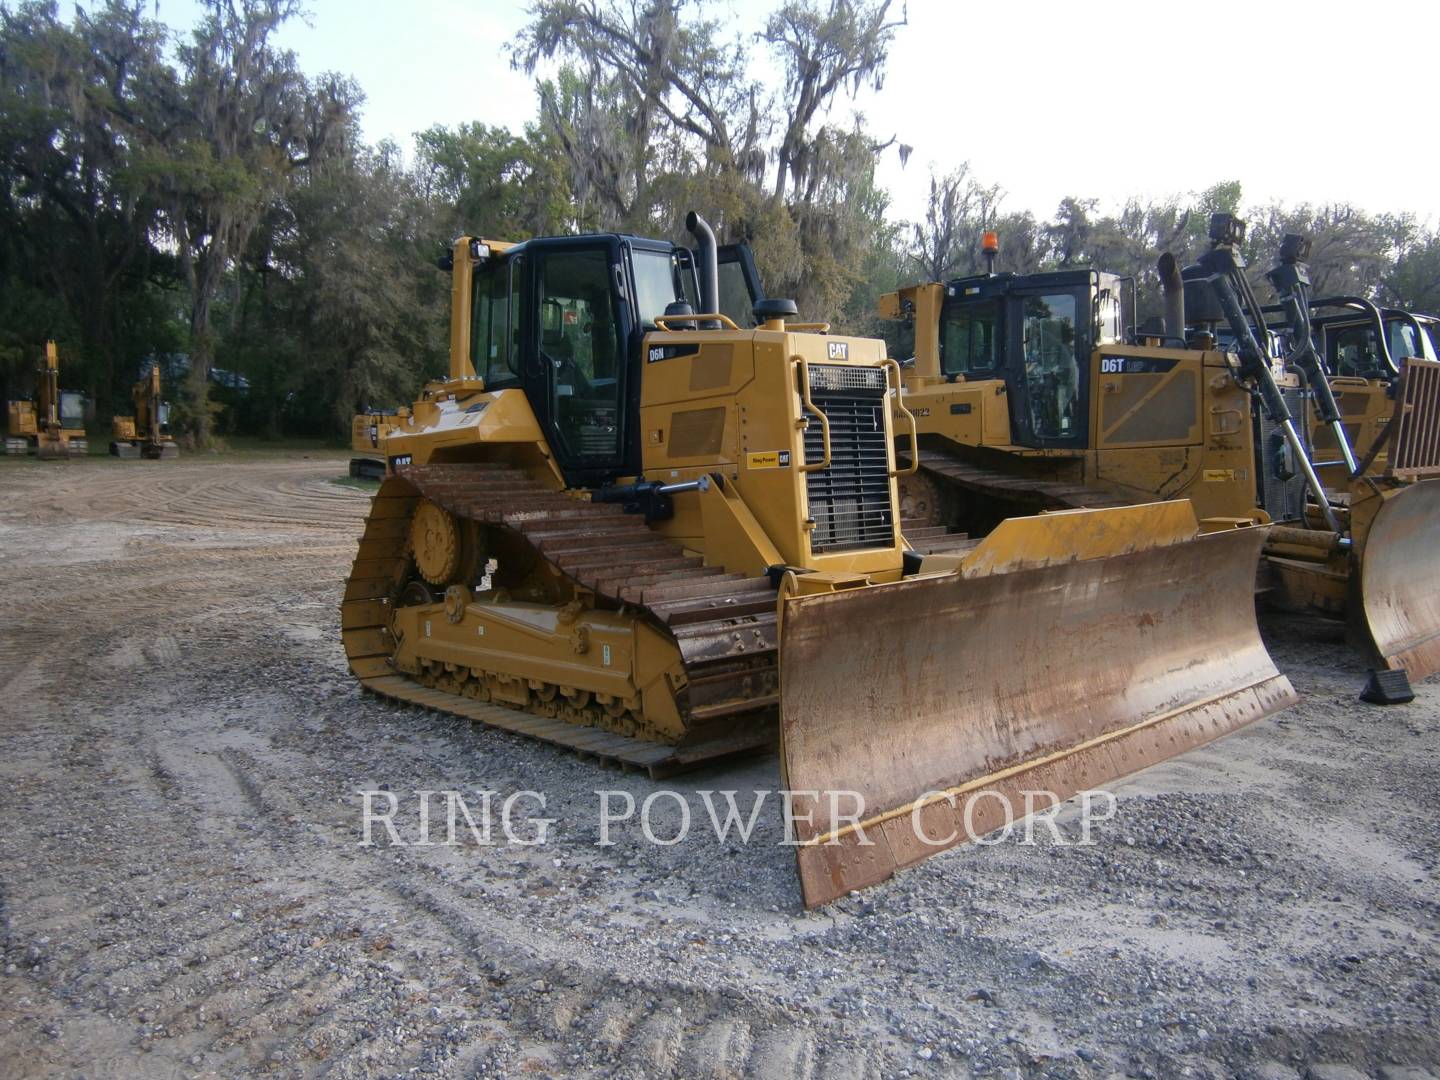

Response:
(795, 356), (832, 473)
(884, 358), (920, 476)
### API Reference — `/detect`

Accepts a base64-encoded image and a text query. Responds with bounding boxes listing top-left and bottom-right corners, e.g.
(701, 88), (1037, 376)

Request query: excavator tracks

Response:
(341, 463), (779, 776)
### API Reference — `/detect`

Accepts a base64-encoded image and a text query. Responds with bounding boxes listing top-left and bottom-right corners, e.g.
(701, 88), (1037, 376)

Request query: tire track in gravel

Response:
(6, 456), (1439, 1079)
(54, 680), (901, 1080)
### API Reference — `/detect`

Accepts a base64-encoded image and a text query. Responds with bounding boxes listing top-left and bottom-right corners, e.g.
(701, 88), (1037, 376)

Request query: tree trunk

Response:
(188, 285), (214, 445)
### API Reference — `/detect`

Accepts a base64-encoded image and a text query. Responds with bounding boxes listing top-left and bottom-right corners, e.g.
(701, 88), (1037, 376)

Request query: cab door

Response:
(520, 238), (634, 486)
(1004, 287), (1089, 449)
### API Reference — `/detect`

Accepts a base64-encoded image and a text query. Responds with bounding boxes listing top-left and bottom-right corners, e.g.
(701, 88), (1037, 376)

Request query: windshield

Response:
(60, 391), (84, 429)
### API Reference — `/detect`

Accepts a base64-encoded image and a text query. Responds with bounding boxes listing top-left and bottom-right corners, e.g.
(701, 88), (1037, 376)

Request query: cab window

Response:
(1021, 293), (1080, 439)
(470, 259), (522, 385)
(716, 261), (754, 327)
(940, 300), (1001, 376)
(1388, 320), (1422, 361)
(631, 249), (684, 329)
(1330, 324), (1385, 377)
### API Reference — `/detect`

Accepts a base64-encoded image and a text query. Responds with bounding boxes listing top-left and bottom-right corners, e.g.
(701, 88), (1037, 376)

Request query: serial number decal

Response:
(746, 450), (792, 469)
(1203, 469), (1236, 482)
(1099, 356), (1179, 375)
(912, 407), (931, 418)
(647, 343), (701, 363)
(827, 341), (849, 360)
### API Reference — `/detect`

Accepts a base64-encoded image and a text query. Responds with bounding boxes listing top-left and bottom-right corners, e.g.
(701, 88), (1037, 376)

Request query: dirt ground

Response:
(0, 455), (1436, 1080)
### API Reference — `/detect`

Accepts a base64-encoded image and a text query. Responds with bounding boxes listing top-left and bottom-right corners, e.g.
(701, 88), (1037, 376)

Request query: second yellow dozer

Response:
(881, 215), (1440, 703)
(1251, 265), (1438, 491)
(340, 213), (1295, 907)
(349, 407), (407, 480)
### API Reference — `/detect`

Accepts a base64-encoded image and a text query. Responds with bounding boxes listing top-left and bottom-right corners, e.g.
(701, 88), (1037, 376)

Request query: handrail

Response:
(884, 358), (920, 476)
(785, 322), (831, 333)
(794, 355), (832, 473)
(654, 312), (740, 331)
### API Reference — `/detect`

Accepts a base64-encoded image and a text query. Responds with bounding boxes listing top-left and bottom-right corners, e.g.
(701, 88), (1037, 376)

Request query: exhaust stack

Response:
(686, 211), (720, 328)
(1158, 252), (1186, 342)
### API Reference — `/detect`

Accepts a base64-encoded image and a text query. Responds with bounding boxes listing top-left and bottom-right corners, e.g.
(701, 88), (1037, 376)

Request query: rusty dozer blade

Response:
(778, 502), (1297, 908)
(1355, 478), (1440, 682)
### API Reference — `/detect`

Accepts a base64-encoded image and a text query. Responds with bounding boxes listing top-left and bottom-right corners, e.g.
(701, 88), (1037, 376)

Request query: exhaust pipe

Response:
(1158, 252), (1186, 343)
(686, 211), (719, 328)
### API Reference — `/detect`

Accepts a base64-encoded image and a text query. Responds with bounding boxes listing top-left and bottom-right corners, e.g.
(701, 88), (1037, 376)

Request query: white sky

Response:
(151, 0), (1440, 226)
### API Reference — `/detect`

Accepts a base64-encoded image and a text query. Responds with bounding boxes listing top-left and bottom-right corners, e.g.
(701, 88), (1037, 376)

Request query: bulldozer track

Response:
(899, 446), (1127, 555)
(341, 463), (781, 775)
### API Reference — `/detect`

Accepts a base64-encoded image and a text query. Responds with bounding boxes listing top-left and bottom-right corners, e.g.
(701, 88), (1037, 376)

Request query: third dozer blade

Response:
(340, 212), (1296, 907)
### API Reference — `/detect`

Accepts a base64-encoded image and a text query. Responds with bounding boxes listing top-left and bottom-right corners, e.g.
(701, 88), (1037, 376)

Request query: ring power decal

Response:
(746, 450), (791, 469)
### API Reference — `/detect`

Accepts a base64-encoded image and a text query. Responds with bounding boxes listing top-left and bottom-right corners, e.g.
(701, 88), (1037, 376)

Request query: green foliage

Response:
(1, 0), (1436, 445)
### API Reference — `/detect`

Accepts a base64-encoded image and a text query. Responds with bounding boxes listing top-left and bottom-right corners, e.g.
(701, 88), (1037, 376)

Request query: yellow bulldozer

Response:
(341, 212), (1295, 907)
(110, 363), (178, 459)
(349, 407), (407, 479)
(1252, 280), (1438, 489)
(881, 214), (1440, 704)
(4, 341), (87, 458)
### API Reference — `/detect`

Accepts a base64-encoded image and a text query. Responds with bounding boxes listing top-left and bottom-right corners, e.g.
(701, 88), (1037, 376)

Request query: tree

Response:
(152, 0), (353, 442)
(1378, 217), (1440, 313)
(906, 164), (1002, 283)
(0, 0), (175, 411)
(221, 134), (444, 436)
(415, 120), (575, 239)
(513, 0), (758, 231)
(761, 0), (904, 202)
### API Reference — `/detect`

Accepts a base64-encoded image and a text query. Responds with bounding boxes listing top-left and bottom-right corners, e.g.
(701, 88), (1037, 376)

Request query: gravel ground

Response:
(0, 454), (1436, 1080)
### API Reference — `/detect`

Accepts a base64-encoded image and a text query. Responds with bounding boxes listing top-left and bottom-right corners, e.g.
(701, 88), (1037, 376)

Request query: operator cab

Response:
(1316, 310), (1438, 378)
(59, 391), (85, 431)
(459, 233), (763, 486)
(937, 269), (1125, 449)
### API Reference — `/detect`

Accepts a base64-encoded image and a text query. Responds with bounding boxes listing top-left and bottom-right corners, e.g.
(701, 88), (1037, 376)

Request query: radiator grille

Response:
(808, 363), (886, 393)
(803, 372), (895, 553)
(1388, 358), (1440, 479)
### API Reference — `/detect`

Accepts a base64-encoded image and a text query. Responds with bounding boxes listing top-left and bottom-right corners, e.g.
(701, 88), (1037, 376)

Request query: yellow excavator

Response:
(4, 341), (87, 458)
(881, 214), (1440, 704)
(340, 212), (1295, 907)
(110, 363), (179, 459)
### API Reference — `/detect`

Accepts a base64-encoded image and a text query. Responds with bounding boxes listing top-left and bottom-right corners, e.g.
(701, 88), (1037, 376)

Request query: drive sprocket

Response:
(409, 499), (463, 585)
